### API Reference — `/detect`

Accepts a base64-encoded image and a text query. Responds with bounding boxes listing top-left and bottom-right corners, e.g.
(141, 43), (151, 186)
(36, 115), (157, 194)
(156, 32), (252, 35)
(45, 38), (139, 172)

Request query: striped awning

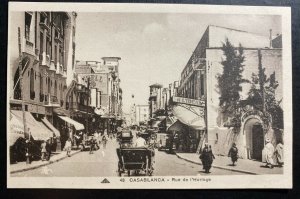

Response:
(58, 116), (85, 130)
(11, 110), (53, 141)
(9, 112), (25, 146)
(42, 117), (60, 136)
(172, 104), (206, 130)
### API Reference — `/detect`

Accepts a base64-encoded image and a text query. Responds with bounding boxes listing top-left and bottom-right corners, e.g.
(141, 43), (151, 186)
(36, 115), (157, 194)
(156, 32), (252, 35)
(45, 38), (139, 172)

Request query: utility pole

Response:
(18, 27), (28, 139)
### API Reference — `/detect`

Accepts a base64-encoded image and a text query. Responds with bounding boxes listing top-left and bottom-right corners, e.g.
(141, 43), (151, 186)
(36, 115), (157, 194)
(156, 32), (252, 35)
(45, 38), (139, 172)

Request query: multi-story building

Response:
(148, 83), (163, 119)
(75, 57), (123, 134)
(175, 25), (283, 159)
(135, 105), (149, 126)
(9, 11), (77, 150)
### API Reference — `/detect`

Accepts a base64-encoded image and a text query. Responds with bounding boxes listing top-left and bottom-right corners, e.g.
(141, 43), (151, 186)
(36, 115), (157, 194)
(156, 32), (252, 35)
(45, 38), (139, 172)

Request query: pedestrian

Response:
(264, 138), (275, 169)
(275, 141), (284, 167)
(64, 138), (72, 157)
(135, 132), (146, 147)
(228, 143), (238, 166)
(41, 140), (47, 161)
(46, 138), (52, 161)
(102, 134), (107, 149)
(200, 143), (215, 173)
(89, 136), (96, 154)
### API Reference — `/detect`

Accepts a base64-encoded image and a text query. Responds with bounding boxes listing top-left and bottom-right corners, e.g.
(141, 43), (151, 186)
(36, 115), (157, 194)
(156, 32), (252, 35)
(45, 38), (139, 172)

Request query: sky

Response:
(75, 13), (281, 113)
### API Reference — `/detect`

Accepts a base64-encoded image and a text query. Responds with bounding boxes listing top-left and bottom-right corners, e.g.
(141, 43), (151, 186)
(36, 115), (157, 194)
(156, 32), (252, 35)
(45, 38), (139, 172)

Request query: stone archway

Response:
(242, 115), (265, 161)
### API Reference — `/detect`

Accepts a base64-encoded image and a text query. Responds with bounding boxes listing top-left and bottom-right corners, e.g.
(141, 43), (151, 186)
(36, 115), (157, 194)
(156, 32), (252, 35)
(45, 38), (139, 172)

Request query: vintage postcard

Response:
(7, 2), (292, 189)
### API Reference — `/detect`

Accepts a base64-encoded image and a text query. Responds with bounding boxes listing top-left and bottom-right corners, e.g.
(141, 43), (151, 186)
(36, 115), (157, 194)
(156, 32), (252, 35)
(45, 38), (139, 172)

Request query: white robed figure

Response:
(264, 138), (275, 168)
(275, 142), (284, 167)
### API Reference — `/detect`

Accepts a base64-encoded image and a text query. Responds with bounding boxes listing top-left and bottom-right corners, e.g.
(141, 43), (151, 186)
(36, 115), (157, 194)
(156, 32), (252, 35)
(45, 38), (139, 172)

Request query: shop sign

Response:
(173, 96), (205, 107)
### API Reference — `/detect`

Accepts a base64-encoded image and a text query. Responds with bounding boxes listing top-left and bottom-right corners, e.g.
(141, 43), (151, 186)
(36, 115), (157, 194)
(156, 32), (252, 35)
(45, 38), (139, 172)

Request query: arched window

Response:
(30, 68), (35, 99)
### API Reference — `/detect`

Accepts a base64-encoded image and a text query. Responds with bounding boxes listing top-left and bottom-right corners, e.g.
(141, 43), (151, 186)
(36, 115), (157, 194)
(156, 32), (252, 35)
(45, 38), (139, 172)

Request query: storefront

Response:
(170, 97), (206, 153)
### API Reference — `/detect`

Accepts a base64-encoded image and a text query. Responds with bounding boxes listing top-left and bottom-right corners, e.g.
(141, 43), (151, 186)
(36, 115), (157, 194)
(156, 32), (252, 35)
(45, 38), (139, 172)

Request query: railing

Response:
(39, 22), (50, 31)
(40, 52), (50, 67)
(44, 95), (59, 106)
(22, 37), (35, 56)
(67, 102), (94, 113)
(49, 60), (56, 71)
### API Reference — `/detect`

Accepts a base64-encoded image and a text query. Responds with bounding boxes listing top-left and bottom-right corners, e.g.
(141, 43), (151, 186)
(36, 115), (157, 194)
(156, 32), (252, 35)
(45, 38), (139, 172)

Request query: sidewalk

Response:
(175, 152), (283, 175)
(10, 150), (81, 174)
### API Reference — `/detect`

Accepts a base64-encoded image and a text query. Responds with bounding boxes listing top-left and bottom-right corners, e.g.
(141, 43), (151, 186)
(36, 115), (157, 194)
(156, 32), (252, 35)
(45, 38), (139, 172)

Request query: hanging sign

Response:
(173, 96), (205, 107)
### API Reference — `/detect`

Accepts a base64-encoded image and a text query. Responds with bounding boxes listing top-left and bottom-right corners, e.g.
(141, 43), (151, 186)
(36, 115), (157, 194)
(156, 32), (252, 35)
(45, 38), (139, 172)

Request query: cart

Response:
(117, 147), (154, 176)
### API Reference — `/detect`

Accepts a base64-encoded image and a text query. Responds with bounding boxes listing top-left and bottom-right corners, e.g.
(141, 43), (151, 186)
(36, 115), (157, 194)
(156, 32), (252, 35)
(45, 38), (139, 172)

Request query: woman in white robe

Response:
(264, 138), (275, 168)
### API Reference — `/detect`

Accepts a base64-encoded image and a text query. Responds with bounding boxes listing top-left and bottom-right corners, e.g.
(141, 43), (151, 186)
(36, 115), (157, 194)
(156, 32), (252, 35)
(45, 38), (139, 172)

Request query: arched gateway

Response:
(241, 111), (265, 161)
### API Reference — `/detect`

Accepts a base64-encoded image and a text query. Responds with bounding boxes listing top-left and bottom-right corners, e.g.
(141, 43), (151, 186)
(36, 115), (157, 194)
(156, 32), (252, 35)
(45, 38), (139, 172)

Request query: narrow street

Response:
(11, 137), (243, 177)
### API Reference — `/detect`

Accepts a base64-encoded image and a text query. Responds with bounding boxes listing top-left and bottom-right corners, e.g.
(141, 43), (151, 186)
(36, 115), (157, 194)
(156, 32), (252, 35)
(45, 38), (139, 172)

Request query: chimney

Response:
(269, 29), (273, 48)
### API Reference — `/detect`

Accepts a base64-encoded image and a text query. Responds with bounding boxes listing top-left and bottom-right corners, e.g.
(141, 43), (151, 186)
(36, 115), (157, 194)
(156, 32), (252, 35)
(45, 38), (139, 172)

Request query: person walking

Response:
(89, 136), (96, 154)
(264, 138), (275, 169)
(41, 141), (47, 161)
(228, 143), (238, 166)
(64, 138), (72, 157)
(275, 141), (284, 167)
(200, 143), (215, 173)
(46, 138), (52, 161)
(102, 134), (107, 149)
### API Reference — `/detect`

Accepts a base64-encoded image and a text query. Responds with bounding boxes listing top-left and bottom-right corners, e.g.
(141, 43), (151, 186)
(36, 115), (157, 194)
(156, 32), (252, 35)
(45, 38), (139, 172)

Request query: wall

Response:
(206, 48), (283, 157)
(208, 25), (270, 48)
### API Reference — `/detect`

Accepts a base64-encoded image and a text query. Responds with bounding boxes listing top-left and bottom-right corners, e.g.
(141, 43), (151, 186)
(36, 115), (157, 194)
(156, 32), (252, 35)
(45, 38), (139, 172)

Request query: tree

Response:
(247, 50), (283, 130)
(216, 38), (248, 127)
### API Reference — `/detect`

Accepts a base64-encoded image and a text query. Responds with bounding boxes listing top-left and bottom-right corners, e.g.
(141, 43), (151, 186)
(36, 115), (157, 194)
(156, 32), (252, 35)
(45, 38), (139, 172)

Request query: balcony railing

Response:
(49, 60), (56, 71)
(44, 95), (60, 107)
(39, 52), (50, 67)
(67, 102), (94, 113)
(39, 22), (50, 31)
(22, 37), (35, 56)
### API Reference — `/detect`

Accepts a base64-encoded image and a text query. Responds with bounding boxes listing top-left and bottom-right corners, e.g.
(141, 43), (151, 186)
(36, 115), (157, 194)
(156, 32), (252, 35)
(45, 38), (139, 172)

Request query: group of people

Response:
(199, 143), (215, 173)
(89, 133), (108, 154)
(264, 138), (284, 169)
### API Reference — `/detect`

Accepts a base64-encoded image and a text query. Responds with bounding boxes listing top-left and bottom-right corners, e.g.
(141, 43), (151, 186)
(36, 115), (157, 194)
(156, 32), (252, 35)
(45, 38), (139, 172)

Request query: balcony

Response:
(54, 36), (63, 43)
(22, 37), (35, 56)
(56, 63), (63, 75)
(39, 22), (50, 31)
(49, 60), (56, 71)
(44, 94), (60, 107)
(62, 71), (67, 79)
(39, 52), (50, 67)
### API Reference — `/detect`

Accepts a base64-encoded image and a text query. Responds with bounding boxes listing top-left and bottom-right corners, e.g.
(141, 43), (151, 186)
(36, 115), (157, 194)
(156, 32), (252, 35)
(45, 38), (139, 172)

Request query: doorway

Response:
(252, 124), (264, 161)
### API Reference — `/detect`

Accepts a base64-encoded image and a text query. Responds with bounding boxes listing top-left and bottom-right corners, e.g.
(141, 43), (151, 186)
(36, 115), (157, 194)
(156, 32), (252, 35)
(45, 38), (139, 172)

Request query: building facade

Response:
(9, 11), (77, 151)
(135, 105), (149, 126)
(74, 57), (123, 134)
(176, 25), (283, 159)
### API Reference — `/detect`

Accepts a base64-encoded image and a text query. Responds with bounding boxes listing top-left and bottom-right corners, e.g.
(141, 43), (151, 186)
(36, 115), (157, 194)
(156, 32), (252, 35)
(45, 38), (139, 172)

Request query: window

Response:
(200, 73), (204, 96)
(30, 68), (35, 100)
(25, 12), (32, 41)
(54, 45), (57, 66)
(46, 36), (51, 55)
(48, 77), (51, 93)
(54, 80), (57, 97)
(40, 74), (43, 101)
(40, 31), (44, 54)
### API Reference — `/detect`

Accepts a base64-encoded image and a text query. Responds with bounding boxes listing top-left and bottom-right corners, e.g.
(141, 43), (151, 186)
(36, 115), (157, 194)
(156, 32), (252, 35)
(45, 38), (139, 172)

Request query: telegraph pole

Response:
(18, 27), (28, 139)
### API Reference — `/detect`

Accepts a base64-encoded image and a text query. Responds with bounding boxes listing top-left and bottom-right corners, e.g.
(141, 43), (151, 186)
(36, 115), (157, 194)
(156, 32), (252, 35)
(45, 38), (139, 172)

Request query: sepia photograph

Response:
(7, 2), (292, 189)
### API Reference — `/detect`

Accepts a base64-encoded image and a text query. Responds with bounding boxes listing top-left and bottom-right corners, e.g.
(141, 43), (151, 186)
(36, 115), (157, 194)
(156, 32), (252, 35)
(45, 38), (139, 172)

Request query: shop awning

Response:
(9, 112), (25, 146)
(42, 117), (60, 136)
(58, 116), (85, 130)
(11, 110), (53, 141)
(167, 120), (187, 132)
(171, 104), (206, 130)
(151, 120), (161, 128)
